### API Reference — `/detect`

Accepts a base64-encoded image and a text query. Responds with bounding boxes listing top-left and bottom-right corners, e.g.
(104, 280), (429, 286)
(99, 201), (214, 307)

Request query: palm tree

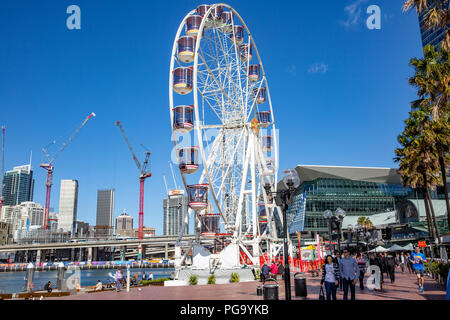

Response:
(408, 45), (450, 229)
(395, 109), (442, 244)
(357, 216), (373, 229)
(403, 0), (450, 51)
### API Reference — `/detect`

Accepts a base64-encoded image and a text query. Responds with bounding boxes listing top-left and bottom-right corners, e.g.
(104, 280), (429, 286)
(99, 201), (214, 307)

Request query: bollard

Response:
(256, 285), (263, 296)
(25, 263), (35, 292)
(56, 262), (65, 290)
(262, 278), (279, 300)
(126, 264), (130, 292)
(294, 272), (307, 298)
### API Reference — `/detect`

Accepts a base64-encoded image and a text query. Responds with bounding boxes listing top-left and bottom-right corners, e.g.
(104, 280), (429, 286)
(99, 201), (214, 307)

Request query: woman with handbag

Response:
(320, 255), (341, 300)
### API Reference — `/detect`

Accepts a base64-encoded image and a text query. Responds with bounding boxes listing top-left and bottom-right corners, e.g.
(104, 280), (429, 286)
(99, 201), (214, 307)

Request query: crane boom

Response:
(169, 161), (179, 190)
(49, 112), (96, 164)
(162, 174), (169, 195)
(115, 121), (143, 173)
(40, 112), (96, 231)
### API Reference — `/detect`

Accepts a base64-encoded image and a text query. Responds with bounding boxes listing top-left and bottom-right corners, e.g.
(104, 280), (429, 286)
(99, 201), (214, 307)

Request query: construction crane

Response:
(0, 126), (5, 216)
(40, 112), (96, 230)
(169, 160), (179, 190)
(115, 121), (151, 240)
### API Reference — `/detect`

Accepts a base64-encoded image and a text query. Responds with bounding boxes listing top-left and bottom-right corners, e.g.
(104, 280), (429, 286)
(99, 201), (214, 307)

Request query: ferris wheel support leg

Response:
(233, 130), (251, 239)
(250, 134), (260, 266)
(175, 207), (193, 269)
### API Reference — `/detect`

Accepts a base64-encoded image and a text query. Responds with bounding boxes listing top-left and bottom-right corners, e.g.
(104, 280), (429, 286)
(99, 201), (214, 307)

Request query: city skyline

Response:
(0, 1), (427, 235)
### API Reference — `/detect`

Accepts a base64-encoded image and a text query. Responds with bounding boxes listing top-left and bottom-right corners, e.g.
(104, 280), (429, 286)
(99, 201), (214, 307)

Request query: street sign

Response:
(418, 241), (427, 248)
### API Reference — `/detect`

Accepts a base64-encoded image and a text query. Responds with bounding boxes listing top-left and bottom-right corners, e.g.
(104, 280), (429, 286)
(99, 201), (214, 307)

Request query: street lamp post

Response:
(323, 208), (346, 253)
(264, 168), (300, 301)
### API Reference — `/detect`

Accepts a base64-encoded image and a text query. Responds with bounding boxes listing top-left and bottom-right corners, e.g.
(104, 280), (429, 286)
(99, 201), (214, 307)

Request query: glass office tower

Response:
(418, 0), (449, 48)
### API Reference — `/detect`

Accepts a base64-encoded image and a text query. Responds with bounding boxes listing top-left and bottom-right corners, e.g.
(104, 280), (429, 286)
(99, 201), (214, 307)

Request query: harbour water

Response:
(0, 268), (174, 294)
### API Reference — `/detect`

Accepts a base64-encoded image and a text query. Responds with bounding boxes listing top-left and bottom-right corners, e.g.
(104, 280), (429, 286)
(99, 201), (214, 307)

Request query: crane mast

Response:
(0, 126), (5, 217)
(40, 112), (96, 231)
(115, 121), (151, 240)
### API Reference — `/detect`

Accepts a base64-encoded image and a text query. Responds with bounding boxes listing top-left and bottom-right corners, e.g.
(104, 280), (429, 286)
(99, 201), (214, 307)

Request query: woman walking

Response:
(115, 268), (124, 292)
(320, 255), (340, 300)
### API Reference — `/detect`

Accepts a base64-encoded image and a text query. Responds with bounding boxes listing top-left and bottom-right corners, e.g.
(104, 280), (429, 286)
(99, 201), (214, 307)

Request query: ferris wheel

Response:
(169, 3), (283, 270)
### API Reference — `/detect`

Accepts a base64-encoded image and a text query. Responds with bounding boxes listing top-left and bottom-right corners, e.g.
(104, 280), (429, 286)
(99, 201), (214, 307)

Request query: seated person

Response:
(44, 281), (53, 293)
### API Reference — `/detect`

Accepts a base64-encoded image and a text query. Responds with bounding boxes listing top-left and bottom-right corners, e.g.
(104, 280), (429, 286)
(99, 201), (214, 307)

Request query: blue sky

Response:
(0, 0), (424, 234)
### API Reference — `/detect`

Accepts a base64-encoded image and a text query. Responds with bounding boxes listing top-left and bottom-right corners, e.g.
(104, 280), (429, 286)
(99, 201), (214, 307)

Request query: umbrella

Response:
(389, 244), (404, 252)
(401, 243), (414, 251)
(370, 246), (388, 253)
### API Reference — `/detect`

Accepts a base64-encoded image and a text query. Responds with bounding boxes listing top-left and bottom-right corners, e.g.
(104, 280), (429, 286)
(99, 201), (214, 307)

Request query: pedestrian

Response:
(269, 261), (278, 280)
(261, 262), (270, 282)
(149, 273), (154, 281)
(385, 252), (397, 284)
(115, 268), (124, 292)
(405, 252), (413, 274)
(44, 281), (53, 293)
(376, 253), (386, 286)
(399, 252), (406, 273)
(95, 280), (103, 291)
(339, 248), (359, 300)
(409, 246), (427, 293)
(134, 273), (138, 285)
(276, 261), (285, 280)
(356, 253), (367, 290)
(320, 255), (340, 300)
(142, 272), (147, 281)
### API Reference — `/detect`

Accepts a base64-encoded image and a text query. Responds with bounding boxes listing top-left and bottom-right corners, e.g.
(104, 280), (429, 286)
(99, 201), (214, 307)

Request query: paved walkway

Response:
(49, 270), (446, 300)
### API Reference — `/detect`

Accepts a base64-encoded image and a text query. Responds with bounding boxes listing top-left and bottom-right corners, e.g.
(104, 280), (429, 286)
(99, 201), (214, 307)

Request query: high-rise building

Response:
(74, 220), (90, 238)
(58, 180), (79, 234)
(95, 189), (115, 237)
(115, 209), (134, 237)
(418, 0), (449, 48)
(163, 191), (188, 236)
(1, 164), (34, 206)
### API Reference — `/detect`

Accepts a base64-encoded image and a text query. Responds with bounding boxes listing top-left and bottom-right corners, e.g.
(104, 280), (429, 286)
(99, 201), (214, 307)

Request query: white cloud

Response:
(341, 0), (368, 28)
(286, 65), (297, 76)
(308, 63), (328, 74)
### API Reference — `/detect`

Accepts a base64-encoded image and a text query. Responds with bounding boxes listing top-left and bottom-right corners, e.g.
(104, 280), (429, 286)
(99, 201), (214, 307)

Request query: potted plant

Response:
(189, 275), (198, 285)
(207, 274), (216, 285)
(230, 272), (239, 283)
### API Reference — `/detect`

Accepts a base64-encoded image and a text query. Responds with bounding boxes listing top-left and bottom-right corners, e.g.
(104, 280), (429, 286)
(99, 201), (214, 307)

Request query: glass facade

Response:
(418, 0), (449, 48)
(1, 165), (34, 206)
(285, 178), (413, 235)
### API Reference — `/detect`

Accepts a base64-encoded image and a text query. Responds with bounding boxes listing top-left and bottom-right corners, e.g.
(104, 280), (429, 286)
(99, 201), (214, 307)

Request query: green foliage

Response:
(138, 278), (171, 286)
(189, 275), (198, 285)
(254, 268), (261, 280)
(207, 274), (216, 285)
(230, 272), (240, 283)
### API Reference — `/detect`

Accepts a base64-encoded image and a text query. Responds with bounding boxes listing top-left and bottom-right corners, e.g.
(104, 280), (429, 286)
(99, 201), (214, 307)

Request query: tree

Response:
(395, 109), (442, 243)
(408, 45), (450, 229)
(357, 216), (373, 229)
(403, 0), (450, 52)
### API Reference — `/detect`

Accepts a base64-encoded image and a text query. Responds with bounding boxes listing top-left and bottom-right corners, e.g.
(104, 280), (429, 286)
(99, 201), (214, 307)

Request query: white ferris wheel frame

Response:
(169, 3), (288, 269)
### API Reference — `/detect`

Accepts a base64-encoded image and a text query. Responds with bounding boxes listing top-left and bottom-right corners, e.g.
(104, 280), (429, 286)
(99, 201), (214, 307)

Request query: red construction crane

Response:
(40, 112), (96, 230)
(115, 121), (151, 240)
(0, 126), (5, 216)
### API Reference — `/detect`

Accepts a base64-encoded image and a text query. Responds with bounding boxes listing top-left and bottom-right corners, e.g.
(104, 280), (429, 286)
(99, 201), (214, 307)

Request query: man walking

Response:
(385, 252), (397, 284)
(339, 248), (359, 300)
(409, 246), (427, 293)
(399, 252), (406, 273)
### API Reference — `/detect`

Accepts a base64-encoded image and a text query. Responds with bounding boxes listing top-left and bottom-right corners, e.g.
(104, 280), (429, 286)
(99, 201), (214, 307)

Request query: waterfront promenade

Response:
(49, 271), (446, 300)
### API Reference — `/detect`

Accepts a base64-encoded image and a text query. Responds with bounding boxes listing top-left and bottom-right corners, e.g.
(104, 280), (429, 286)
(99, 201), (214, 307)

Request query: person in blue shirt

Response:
(409, 246), (427, 293)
